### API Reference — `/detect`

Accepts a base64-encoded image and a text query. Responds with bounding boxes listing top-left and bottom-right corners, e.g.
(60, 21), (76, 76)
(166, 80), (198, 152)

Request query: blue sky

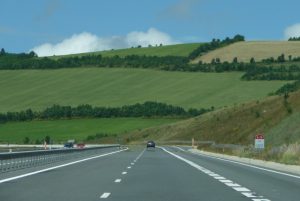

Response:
(1, 0), (300, 55)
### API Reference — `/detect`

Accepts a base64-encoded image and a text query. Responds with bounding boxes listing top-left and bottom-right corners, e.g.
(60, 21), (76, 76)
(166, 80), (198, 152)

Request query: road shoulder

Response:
(189, 148), (300, 176)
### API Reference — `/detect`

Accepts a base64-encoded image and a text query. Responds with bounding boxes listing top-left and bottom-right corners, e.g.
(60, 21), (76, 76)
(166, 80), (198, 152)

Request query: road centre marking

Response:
(0, 148), (128, 184)
(160, 147), (270, 201)
(100, 192), (111, 198)
(122, 171), (127, 175)
(114, 179), (121, 183)
(134, 148), (145, 162)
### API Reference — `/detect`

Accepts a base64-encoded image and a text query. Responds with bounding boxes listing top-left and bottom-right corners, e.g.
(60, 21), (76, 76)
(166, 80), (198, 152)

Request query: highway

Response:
(0, 146), (299, 201)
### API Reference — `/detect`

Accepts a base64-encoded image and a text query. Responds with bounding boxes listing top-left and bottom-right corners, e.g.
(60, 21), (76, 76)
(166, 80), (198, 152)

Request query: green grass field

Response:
(0, 68), (288, 112)
(0, 118), (179, 144)
(50, 43), (202, 59)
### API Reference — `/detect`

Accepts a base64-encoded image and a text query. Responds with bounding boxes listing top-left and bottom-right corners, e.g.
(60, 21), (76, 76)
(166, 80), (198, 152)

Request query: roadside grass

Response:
(127, 90), (300, 146)
(50, 43), (202, 59)
(124, 90), (300, 164)
(192, 41), (300, 63)
(266, 112), (300, 146)
(0, 118), (180, 144)
(0, 68), (288, 112)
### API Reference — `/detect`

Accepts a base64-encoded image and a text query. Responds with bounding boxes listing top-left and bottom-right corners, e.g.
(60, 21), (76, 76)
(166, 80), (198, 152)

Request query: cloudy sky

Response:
(1, 0), (300, 56)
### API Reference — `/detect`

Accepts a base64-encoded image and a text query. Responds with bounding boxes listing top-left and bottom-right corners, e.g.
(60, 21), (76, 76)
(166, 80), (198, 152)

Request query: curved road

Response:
(0, 146), (299, 201)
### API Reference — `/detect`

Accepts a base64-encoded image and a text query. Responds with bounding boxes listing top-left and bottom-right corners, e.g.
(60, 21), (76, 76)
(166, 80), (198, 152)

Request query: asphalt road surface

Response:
(0, 146), (299, 201)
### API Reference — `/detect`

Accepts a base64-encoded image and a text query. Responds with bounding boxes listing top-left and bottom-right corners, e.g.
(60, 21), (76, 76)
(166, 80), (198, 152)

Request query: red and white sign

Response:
(255, 134), (264, 149)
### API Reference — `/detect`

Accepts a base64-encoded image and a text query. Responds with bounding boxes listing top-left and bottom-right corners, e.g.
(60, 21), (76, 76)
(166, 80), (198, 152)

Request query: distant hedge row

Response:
(0, 102), (213, 123)
(188, 34), (245, 60)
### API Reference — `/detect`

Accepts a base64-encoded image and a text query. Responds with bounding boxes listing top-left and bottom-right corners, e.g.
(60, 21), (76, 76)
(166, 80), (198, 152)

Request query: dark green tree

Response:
(45, 136), (51, 144)
(23, 137), (30, 144)
(0, 48), (5, 55)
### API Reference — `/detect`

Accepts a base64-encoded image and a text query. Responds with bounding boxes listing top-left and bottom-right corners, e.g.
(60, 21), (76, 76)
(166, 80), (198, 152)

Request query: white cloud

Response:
(32, 28), (178, 56)
(284, 23), (300, 39)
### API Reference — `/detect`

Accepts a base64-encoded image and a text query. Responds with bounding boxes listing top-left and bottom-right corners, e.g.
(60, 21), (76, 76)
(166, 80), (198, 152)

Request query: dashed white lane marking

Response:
(173, 146), (186, 152)
(233, 187), (251, 192)
(219, 179), (233, 183)
(131, 163), (134, 165)
(114, 179), (121, 183)
(122, 171), (127, 175)
(190, 150), (300, 180)
(100, 192), (111, 198)
(134, 148), (146, 162)
(160, 147), (271, 201)
(127, 166), (131, 169)
(0, 148), (128, 184)
(214, 176), (226, 180)
(225, 183), (241, 187)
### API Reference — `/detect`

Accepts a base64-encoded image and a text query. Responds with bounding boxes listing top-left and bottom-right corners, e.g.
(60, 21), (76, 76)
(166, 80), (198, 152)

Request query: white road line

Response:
(114, 179), (121, 183)
(127, 166), (131, 169)
(233, 187), (251, 192)
(214, 176), (226, 180)
(219, 179), (233, 183)
(100, 192), (111, 198)
(160, 147), (271, 201)
(173, 146), (186, 152)
(134, 148), (146, 162)
(190, 151), (300, 179)
(122, 171), (127, 175)
(225, 183), (241, 187)
(131, 162), (134, 165)
(0, 148), (128, 184)
(242, 192), (258, 198)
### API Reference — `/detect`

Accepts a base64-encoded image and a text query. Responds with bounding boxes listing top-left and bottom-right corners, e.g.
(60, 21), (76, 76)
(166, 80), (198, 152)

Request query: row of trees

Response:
(275, 80), (300, 95)
(0, 53), (188, 70)
(288, 37), (300, 41)
(188, 34), (245, 60)
(0, 102), (213, 123)
(261, 54), (300, 63)
(241, 65), (300, 80)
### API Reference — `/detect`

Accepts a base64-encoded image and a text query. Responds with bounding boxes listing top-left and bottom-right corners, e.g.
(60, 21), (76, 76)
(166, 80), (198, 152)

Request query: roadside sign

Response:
(255, 134), (264, 149)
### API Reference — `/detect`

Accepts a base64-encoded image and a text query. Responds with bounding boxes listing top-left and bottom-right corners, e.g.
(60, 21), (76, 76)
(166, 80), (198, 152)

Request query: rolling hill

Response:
(0, 68), (288, 112)
(50, 43), (202, 59)
(192, 41), (300, 63)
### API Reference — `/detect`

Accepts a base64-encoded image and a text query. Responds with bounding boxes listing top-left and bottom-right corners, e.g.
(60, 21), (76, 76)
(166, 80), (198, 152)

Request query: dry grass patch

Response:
(192, 41), (300, 63)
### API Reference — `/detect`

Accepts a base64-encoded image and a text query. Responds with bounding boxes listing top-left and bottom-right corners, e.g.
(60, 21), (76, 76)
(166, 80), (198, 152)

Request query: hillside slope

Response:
(0, 68), (287, 112)
(127, 90), (300, 146)
(50, 43), (202, 59)
(192, 41), (300, 63)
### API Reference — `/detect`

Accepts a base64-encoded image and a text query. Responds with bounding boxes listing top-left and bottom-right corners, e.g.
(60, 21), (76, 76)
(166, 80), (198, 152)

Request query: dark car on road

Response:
(64, 142), (74, 148)
(146, 140), (155, 148)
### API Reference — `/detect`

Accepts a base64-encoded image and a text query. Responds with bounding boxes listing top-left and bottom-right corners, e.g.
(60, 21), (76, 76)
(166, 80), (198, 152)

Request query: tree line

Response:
(288, 37), (300, 41)
(188, 34), (245, 60)
(241, 65), (300, 80)
(274, 80), (300, 95)
(0, 102), (213, 123)
(0, 34), (244, 70)
(0, 52), (189, 70)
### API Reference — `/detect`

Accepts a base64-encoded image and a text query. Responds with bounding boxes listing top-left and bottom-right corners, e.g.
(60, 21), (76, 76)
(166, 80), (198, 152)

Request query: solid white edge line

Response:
(100, 192), (111, 198)
(190, 150), (300, 179)
(0, 148), (128, 184)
